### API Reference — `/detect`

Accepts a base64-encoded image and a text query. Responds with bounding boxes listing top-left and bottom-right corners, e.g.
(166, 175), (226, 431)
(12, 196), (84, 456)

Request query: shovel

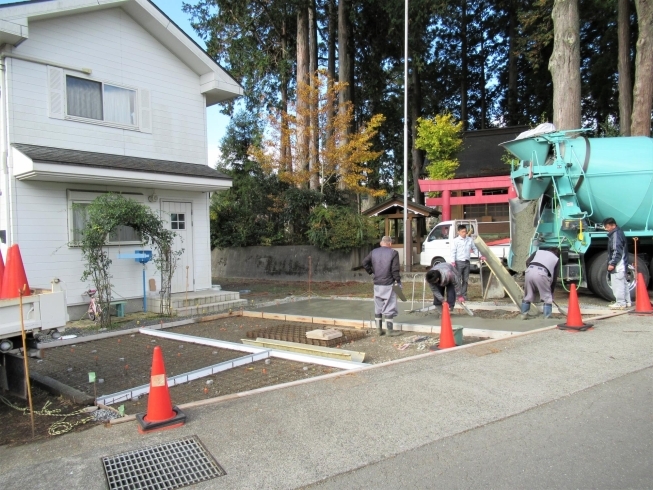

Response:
(552, 300), (567, 316)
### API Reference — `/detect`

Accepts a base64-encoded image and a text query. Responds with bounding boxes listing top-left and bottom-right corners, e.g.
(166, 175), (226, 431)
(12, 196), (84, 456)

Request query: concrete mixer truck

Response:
(500, 127), (653, 301)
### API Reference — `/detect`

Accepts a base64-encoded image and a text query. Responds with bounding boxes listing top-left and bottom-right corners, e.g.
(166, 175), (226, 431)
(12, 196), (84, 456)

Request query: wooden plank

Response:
(312, 316), (335, 326)
(241, 311), (263, 318)
(284, 314), (314, 324)
(262, 312), (286, 320)
(243, 338), (365, 363)
(333, 319), (367, 329)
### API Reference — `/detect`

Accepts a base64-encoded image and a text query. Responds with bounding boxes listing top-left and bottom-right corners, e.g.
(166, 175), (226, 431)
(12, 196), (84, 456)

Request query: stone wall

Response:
(211, 245), (375, 282)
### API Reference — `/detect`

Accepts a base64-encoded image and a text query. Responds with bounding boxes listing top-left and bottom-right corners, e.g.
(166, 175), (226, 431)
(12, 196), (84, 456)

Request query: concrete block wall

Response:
(211, 245), (375, 282)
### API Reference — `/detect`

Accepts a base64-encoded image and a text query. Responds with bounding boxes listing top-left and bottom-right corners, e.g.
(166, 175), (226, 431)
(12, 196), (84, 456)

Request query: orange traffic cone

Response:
(431, 303), (458, 350)
(0, 244), (30, 299)
(0, 249), (5, 294)
(631, 272), (653, 314)
(135, 346), (186, 433)
(558, 284), (593, 331)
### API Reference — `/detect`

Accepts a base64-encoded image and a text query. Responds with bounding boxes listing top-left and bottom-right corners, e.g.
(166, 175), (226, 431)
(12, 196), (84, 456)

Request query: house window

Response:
(170, 213), (186, 230)
(66, 75), (136, 127)
(69, 197), (142, 246)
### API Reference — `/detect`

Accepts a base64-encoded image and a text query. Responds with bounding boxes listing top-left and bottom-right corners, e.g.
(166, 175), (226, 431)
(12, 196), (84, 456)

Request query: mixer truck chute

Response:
(501, 128), (653, 301)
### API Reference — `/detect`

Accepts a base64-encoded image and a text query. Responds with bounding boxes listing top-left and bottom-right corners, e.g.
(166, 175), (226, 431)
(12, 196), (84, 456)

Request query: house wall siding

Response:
(14, 180), (211, 306)
(7, 7), (208, 165)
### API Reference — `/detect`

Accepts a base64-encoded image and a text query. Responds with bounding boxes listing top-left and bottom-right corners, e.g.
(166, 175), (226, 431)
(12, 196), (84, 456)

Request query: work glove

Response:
(451, 262), (456, 267)
(457, 296), (465, 303)
(480, 256), (486, 261)
(397, 281), (403, 289)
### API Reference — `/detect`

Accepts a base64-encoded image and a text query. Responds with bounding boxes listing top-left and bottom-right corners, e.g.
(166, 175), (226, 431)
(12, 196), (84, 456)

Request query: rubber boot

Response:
(543, 303), (553, 319)
(375, 315), (385, 336)
(520, 301), (531, 320)
(386, 320), (401, 337)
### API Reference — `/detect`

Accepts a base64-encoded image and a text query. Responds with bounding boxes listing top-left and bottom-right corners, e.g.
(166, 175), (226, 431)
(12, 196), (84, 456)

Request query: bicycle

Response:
(85, 289), (103, 321)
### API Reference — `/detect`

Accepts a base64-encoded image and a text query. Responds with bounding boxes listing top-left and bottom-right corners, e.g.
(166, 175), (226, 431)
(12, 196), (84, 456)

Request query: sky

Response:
(0, 0), (231, 166)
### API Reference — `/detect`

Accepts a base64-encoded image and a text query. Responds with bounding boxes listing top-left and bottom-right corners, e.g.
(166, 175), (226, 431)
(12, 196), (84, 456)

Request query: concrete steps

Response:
(148, 290), (247, 317)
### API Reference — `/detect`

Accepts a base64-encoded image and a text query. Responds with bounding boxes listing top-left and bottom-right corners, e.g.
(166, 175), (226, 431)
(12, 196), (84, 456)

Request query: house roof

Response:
(13, 143), (231, 180)
(0, 0), (242, 106)
(363, 195), (440, 217)
(454, 126), (530, 178)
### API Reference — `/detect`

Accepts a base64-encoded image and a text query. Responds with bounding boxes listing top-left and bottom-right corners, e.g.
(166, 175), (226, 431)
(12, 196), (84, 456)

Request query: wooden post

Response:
(19, 284), (35, 438)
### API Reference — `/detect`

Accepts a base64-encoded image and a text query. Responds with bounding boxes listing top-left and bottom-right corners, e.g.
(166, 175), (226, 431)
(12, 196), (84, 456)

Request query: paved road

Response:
(308, 367), (653, 489)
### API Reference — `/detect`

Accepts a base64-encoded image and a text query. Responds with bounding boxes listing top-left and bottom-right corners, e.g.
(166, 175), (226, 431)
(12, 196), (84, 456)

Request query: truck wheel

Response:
(588, 251), (649, 301)
(431, 257), (445, 267)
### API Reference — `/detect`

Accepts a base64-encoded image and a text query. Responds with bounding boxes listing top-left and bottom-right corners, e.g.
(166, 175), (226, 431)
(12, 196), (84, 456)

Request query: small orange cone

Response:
(558, 284), (593, 331)
(631, 272), (653, 314)
(0, 244), (30, 299)
(135, 346), (186, 433)
(431, 303), (457, 350)
(0, 250), (5, 294)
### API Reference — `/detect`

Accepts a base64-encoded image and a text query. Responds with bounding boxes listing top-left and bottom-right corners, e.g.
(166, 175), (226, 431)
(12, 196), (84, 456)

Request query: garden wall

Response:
(211, 245), (375, 282)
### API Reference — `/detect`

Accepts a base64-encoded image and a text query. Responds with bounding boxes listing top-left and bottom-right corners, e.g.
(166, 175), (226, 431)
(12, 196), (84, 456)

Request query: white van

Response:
(420, 219), (509, 269)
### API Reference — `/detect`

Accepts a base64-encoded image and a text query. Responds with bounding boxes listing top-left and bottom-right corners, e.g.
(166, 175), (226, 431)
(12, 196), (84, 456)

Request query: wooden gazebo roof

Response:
(362, 195), (440, 218)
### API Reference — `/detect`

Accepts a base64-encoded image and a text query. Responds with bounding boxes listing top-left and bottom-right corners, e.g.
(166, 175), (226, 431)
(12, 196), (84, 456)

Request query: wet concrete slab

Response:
(253, 298), (560, 333)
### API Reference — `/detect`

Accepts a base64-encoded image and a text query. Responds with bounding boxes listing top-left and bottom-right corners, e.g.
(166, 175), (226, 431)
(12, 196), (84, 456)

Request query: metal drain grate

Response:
(102, 436), (226, 489)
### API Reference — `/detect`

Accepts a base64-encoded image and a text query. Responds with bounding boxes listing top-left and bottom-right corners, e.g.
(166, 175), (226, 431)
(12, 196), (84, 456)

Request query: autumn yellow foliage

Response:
(249, 69), (386, 197)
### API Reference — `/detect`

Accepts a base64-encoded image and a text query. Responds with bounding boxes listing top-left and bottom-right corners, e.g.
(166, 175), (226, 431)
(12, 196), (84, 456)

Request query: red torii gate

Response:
(418, 176), (518, 221)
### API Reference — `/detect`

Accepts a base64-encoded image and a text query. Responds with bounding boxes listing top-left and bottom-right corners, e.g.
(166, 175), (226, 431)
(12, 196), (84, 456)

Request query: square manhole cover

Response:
(102, 435), (226, 489)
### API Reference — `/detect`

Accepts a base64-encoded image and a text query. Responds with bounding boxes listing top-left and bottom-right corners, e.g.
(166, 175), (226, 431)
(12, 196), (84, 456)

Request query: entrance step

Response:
(172, 299), (248, 317)
(147, 290), (247, 317)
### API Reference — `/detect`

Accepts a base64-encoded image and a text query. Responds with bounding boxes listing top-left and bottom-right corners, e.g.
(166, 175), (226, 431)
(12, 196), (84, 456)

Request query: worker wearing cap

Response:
(520, 248), (560, 319)
(362, 236), (402, 336)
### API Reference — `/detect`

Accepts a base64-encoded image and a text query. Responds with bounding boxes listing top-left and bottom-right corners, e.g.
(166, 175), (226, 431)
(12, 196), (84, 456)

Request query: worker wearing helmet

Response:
(520, 248), (560, 319)
(425, 262), (464, 312)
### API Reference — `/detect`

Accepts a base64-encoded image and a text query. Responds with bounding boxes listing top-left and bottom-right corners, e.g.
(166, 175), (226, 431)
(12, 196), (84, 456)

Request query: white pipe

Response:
(0, 56), (12, 244)
(139, 328), (365, 370)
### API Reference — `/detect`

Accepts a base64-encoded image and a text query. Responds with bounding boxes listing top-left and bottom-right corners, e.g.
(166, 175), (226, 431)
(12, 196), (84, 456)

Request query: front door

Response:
(161, 201), (193, 293)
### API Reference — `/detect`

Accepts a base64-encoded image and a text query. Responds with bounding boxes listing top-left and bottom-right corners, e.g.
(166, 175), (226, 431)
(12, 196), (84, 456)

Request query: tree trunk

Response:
(338, 0), (352, 190)
(618, 0), (632, 136)
(507, 0), (518, 126)
(549, 0), (581, 130)
(297, 7), (310, 187)
(460, 0), (468, 130)
(308, 0), (319, 190)
(327, 0), (336, 144)
(281, 18), (290, 172)
(631, 0), (653, 137)
(411, 67), (424, 206)
(338, 0), (352, 124)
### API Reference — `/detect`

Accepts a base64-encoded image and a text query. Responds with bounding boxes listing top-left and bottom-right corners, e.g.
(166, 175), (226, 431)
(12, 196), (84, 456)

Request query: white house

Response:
(0, 0), (242, 317)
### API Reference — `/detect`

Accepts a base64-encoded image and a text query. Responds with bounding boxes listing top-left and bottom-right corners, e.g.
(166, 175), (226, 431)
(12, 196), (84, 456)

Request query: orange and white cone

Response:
(557, 284), (593, 331)
(136, 346), (186, 433)
(0, 244), (30, 299)
(431, 303), (458, 350)
(631, 272), (653, 315)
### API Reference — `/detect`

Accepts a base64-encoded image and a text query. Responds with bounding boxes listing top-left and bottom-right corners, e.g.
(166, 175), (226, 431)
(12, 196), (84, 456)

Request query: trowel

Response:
(393, 285), (407, 302)
(458, 301), (474, 317)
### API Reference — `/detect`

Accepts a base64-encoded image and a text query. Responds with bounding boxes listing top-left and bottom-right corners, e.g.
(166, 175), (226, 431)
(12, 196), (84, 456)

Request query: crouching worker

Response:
(362, 236), (402, 336)
(521, 248), (560, 319)
(425, 263), (464, 312)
